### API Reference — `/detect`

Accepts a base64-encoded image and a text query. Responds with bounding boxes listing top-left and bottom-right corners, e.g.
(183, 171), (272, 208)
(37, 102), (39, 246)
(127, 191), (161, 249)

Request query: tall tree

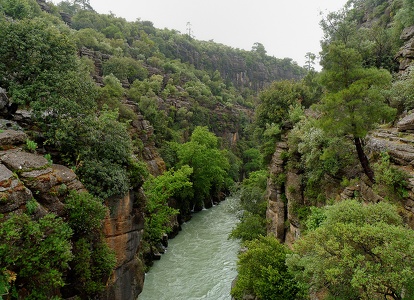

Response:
(304, 52), (316, 71)
(317, 42), (395, 182)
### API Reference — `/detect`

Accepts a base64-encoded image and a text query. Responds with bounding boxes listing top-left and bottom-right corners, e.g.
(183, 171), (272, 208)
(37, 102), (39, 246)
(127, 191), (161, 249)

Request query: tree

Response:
(0, 0), (42, 19)
(287, 200), (414, 300)
(176, 126), (231, 207)
(231, 236), (302, 300)
(255, 80), (310, 162)
(143, 165), (193, 242)
(304, 52), (316, 71)
(317, 43), (396, 182)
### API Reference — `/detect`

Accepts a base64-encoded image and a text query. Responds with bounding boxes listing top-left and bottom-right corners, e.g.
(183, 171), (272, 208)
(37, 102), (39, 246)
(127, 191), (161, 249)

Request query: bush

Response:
(71, 237), (116, 296)
(231, 236), (301, 300)
(65, 191), (108, 234)
(0, 213), (73, 299)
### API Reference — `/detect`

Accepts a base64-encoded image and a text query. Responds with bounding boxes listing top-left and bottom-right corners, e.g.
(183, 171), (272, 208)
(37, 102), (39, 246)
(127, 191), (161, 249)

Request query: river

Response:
(138, 196), (240, 300)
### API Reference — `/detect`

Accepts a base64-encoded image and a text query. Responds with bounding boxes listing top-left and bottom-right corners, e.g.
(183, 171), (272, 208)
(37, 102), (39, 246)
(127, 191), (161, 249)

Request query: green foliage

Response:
(25, 198), (39, 215)
(56, 107), (133, 199)
(0, 0), (42, 20)
(304, 206), (326, 231)
(65, 191), (108, 234)
(317, 42), (395, 182)
(103, 56), (148, 83)
(255, 80), (310, 163)
(78, 158), (130, 199)
(230, 170), (268, 242)
(71, 237), (116, 296)
(395, 0), (414, 27)
(127, 157), (149, 189)
(44, 153), (53, 165)
(143, 165), (193, 242)
(389, 67), (414, 113)
(0, 213), (73, 299)
(239, 170), (268, 214)
(229, 211), (267, 242)
(176, 127), (231, 205)
(242, 148), (263, 177)
(0, 18), (96, 111)
(25, 139), (37, 152)
(288, 115), (356, 203)
(231, 236), (301, 300)
(287, 200), (414, 300)
(373, 152), (410, 200)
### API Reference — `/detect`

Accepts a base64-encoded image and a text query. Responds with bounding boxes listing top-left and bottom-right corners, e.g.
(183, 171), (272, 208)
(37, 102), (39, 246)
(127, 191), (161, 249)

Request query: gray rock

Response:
(398, 112), (414, 131)
(0, 149), (48, 171)
(0, 130), (27, 146)
(401, 25), (414, 41)
(0, 163), (33, 214)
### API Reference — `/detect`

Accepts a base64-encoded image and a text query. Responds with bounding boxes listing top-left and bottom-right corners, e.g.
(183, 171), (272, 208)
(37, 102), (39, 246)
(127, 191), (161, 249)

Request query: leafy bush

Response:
(0, 213), (73, 299)
(65, 191), (108, 234)
(78, 158), (130, 199)
(231, 236), (301, 300)
(143, 165), (193, 242)
(71, 237), (116, 296)
(373, 152), (410, 200)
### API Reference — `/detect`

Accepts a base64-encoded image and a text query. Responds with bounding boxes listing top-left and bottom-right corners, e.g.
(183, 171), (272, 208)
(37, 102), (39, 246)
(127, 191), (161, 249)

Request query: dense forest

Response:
(1, 0), (414, 299)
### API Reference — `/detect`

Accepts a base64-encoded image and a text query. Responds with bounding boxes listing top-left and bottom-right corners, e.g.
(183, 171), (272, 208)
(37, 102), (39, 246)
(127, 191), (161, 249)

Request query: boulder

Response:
(0, 164), (32, 214)
(397, 112), (414, 131)
(0, 149), (48, 171)
(0, 130), (27, 146)
(401, 25), (414, 41)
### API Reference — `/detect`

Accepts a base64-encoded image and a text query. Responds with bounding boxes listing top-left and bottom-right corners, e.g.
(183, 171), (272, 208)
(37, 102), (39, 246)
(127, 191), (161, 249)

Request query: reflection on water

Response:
(138, 197), (240, 300)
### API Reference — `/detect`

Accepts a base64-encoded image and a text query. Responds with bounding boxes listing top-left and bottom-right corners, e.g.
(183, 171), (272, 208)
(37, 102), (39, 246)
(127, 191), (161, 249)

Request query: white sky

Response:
(55, 0), (349, 69)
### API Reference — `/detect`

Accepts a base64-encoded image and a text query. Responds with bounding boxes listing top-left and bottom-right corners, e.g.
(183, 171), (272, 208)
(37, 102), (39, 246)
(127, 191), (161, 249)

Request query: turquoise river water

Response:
(138, 197), (240, 300)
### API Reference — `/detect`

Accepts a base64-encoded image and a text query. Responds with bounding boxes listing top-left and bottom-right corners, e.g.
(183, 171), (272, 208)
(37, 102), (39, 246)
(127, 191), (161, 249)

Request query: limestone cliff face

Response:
(265, 139), (288, 242)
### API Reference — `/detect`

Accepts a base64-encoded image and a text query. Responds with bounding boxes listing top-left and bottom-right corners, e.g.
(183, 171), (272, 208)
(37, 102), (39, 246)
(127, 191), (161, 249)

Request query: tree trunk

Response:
(354, 137), (375, 183)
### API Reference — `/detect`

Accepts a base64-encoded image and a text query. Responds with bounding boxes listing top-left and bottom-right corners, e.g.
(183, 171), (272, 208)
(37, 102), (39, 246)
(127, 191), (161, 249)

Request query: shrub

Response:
(65, 191), (108, 234)
(0, 213), (73, 298)
(231, 236), (301, 300)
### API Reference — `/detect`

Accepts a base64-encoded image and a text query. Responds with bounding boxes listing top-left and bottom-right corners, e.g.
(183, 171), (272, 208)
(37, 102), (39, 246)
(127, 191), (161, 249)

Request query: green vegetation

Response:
(317, 42), (396, 182)
(143, 166), (193, 242)
(1, 0), (414, 299)
(230, 170), (268, 241)
(0, 213), (73, 299)
(287, 200), (414, 300)
(231, 236), (302, 300)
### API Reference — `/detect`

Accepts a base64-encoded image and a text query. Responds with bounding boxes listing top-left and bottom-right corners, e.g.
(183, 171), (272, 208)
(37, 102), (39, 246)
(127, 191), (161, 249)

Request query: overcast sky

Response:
(58, 0), (349, 69)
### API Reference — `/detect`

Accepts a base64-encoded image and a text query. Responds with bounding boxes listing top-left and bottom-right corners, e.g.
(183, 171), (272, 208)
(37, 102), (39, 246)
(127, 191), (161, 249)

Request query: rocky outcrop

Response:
(266, 140), (288, 242)
(0, 124), (151, 300)
(79, 47), (111, 85)
(267, 112), (414, 244)
(396, 25), (414, 71)
(102, 191), (145, 300)
(0, 127), (84, 218)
